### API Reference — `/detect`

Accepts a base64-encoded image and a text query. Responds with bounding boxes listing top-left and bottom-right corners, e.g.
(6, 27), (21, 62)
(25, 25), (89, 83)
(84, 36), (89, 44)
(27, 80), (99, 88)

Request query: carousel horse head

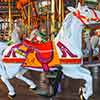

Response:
(55, 3), (100, 58)
(67, 3), (100, 25)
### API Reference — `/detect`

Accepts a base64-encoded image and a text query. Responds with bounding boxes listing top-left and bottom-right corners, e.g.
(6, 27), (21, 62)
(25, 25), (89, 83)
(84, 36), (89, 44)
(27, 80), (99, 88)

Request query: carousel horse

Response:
(11, 26), (22, 43)
(0, 3), (100, 100)
(83, 30), (100, 56)
(54, 3), (100, 100)
(82, 30), (100, 64)
(0, 17), (8, 31)
(90, 34), (100, 55)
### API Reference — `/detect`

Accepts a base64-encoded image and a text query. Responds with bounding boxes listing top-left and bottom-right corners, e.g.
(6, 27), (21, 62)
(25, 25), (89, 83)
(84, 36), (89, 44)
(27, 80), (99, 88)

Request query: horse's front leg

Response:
(77, 67), (93, 100)
(1, 76), (16, 99)
(62, 65), (93, 100)
(16, 72), (36, 90)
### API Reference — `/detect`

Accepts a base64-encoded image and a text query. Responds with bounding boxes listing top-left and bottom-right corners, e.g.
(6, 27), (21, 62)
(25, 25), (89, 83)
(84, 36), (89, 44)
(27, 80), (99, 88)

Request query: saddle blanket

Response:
(2, 40), (81, 66)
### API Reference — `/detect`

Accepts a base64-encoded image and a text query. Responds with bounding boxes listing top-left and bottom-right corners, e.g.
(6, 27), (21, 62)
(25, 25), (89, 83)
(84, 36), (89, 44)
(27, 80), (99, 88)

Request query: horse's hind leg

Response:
(16, 73), (36, 90)
(1, 76), (16, 99)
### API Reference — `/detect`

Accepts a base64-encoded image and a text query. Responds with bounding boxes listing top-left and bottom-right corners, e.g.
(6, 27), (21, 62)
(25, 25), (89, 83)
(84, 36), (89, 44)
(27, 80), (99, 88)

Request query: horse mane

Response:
(59, 13), (74, 38)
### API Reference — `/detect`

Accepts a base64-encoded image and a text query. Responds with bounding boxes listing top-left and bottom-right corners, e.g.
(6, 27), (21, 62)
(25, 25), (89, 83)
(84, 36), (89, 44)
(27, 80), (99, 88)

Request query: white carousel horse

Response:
(54, 3), (100, 100)
(90, 34), (100, 55)
(0, 17), (8, 31)
(83, 30), (100, 56)
(0, 3), (100, 100)
(11, 26), (21, 43)
(0, 30), (36, 98)
(0, 42), (8, 58)
(0, 44), (37, 99)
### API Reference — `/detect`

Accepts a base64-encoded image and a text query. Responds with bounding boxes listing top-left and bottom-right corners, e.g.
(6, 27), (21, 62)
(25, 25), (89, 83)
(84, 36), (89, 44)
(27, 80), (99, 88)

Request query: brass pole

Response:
(28, 0), (31, 34)
(8, 0), (12, 34)
(58, 0), (61, 28)
(46, 0), (50, 34)
(51, 0), (55, 33)
(61, 0), (64, 21)
(22, 8), (25, 33)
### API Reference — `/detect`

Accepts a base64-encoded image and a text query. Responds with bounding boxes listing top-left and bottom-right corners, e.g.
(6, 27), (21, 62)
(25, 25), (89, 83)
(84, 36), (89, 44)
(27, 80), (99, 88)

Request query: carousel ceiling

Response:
(0, 1), (20, 17)
(0, 0), (50, 18)
(0, 0), (98, 18)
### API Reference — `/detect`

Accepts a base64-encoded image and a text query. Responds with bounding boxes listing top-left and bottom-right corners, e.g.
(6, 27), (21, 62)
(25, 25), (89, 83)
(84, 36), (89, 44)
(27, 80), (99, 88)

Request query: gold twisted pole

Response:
(58, 0), (61, 28)
(8, 0), (12, 34)
(61, 0), (64, 21)
(28, 0), (31, 34)
(51, 0), (55, 33)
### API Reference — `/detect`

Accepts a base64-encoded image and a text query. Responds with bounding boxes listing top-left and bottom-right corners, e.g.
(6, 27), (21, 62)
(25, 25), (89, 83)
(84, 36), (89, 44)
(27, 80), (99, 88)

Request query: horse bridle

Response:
(90, 8), (100, 22)
(73, 8), (100, 28)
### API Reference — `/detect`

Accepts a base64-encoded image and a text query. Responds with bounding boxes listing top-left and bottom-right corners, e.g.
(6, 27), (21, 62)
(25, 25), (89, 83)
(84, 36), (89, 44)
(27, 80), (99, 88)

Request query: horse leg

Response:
(62, 65), (93, 100)
(78, 67), (93, 100)
(16, 73), (36, 90)
(1, 76), (16, 99)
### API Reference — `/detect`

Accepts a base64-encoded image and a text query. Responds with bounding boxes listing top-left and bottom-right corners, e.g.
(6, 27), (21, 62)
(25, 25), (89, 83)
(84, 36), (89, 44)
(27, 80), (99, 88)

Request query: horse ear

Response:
(77, 2), (81, 9)
(67, 7), (76, 12)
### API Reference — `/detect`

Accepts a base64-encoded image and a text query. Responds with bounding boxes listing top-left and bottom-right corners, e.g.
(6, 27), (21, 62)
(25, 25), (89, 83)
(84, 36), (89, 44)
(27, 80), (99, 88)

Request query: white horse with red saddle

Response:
(0, 3), (100, 100)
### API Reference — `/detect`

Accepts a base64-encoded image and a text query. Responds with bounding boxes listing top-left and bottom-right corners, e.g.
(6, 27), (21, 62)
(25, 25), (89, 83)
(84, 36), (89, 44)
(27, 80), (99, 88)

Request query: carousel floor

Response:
(0, 67), (100, 100)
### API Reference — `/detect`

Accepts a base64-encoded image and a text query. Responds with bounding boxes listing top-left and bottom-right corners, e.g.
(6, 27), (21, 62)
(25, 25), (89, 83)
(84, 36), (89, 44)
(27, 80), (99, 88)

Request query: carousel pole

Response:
(47, 10), (50, 34)
(58, 0), (62, 28)
(61, 0), (64, 22)
(22, 9), (25, 31)
(46, 0), (50, 34)
(28, 0), (31, 34)
(8, 0), (12, 34)
(51, 0), (55, 33)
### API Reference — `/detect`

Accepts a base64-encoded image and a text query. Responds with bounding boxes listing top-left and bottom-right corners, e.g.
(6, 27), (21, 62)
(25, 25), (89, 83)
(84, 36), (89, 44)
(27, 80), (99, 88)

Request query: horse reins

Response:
(73, 10), (89, 27)
(90, 8), (100, 22)
(73, 9), (100, 28)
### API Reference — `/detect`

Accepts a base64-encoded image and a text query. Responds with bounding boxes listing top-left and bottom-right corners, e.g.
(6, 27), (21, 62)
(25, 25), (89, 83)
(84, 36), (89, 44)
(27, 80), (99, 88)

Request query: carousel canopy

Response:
(0, 0), (20, 17)
(0, 0), (50, 18)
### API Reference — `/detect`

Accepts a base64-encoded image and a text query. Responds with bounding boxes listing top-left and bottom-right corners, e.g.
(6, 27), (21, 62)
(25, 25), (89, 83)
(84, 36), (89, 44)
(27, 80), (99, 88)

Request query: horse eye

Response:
(85, 9), (88, 12)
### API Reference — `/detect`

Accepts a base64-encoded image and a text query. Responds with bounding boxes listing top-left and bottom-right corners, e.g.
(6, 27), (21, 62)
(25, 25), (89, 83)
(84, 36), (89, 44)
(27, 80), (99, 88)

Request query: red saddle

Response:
(23, 39), (53, 71)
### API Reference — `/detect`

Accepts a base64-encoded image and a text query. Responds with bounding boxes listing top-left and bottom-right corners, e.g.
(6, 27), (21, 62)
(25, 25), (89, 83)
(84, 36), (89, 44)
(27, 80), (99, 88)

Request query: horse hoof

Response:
(31, 87), (37, 90)
(8, 94), (16, 100)
(29, 87), (37, 92)
(79, 87), (86, 100)
(80, 94), (86, 100)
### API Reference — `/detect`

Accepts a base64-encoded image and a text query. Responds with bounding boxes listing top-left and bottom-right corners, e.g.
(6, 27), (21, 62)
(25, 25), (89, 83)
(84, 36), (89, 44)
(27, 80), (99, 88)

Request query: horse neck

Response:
(56, 15), (83, 50)
(69, 17), (83, 50)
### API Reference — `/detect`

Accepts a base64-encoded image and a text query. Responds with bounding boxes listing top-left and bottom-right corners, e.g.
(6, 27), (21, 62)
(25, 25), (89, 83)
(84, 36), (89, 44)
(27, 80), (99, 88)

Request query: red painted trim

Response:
(60, 58), (81, 64)
(2, 57), (25, 63)
(2, 57), (81, 64)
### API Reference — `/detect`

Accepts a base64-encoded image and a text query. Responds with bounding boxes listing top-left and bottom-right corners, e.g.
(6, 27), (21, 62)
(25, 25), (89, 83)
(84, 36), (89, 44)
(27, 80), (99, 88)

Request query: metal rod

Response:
(51, 0), (55, 33)
(8, 0), (12, 34)
(28, 0), (31, 34)
(61, 0), (64, 21)
(58, 0), (61, 28)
